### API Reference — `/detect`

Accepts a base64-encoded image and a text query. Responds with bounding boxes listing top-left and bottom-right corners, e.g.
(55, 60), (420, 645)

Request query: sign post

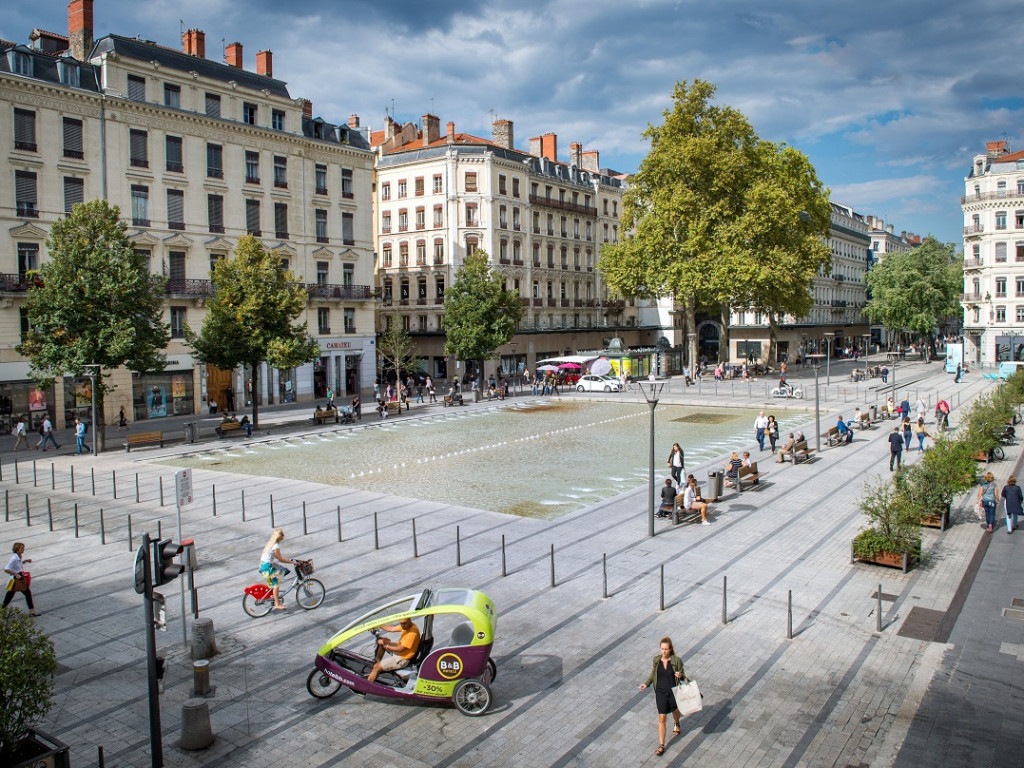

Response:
(174, 470), (192, 646)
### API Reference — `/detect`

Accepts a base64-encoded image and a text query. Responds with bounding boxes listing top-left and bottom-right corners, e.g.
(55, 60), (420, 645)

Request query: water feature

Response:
(165, 400), (806, 517)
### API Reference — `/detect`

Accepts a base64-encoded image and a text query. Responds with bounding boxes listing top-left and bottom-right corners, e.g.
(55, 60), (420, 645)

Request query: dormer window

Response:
(8, 51), (32, 76)
(58, 60), (80, 87)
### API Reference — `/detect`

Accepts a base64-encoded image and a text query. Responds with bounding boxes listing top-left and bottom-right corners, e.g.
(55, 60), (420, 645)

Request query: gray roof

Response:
(0, 42), (101, 92)
(302, 117), (371, 151)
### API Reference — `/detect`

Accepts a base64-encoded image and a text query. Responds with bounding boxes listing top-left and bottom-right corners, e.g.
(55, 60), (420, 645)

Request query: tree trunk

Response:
(767, 313), (778, 367)
(719, 304), (730, 363)
(250, 362), (260, 428)
(684, 297), (698, 372)
(96, 389), (106, 453)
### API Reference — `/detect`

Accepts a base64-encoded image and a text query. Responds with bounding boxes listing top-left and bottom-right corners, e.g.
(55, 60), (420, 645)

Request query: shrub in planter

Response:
(0, 609), (57, 762)
(896, 437), (977, 518)
(853, 478), (922, 563)
(960, 388), (1014, 457)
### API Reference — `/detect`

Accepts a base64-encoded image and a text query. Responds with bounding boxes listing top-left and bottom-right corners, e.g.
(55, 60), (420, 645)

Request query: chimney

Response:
(446, 121), (455, 144)
(492, 119), (514, 150)
(569, 142), (582, 167)
(422, 114), (440, 147)
(532, 133), (557, 162)
(68, 0), (94, 62)
(256, 50), (273, 77)
(301, 99), (313, 119)
(986, 140), (1008, 158)
(581, 151), (600, 172)
(225, 42), (243, 69)
(182, 28), (205, 57)
(529, 136), (542, 156)
(348, 114), (360, 129)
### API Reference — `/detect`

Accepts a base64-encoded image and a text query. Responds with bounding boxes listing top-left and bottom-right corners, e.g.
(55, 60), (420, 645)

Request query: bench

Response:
(821, 426), (851, 447)
(443, 394), (465, 407)
(856, 414), (874, 430)
(313, 408), (339, 424)
(736, 462), (766, 491)
(216, 421), (245, 438)
(125, 431), (164, 452)
(779, 440), (815, 464)
(672, 490), (713, 525)
(385, 401), (403, 416)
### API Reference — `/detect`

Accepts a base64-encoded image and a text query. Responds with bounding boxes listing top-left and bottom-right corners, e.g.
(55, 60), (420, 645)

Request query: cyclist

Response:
(259, 528), (295, 611)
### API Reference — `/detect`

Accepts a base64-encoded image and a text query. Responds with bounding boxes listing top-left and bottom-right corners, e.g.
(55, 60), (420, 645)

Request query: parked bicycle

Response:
(243, 558), (325, 617)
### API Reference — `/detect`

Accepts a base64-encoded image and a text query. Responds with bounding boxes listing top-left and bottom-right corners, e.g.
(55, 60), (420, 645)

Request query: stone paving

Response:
(0, 359), (1013, 767)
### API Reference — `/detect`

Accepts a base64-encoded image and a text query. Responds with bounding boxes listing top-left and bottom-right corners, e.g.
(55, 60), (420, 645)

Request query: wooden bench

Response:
(216, 421), (244, 438)
(313, 408), (339, 424)
(385, 401), (403, 416)
(736, 462), (766, 491)
(443, 393), (465, 407)
(672, 490), (713, 524)
(779, 439), (815, 464)
(125, 431), (164, 452)
(822, 426), (851, 447)
(856, 414), (874, 430)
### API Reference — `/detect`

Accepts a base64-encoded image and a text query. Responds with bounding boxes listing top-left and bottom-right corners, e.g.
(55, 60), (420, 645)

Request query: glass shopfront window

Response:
(278, 368), (296, 403)
(62, 376), (94, 429)
(133, 370), (194, 420)
(0, 381), (52, 433)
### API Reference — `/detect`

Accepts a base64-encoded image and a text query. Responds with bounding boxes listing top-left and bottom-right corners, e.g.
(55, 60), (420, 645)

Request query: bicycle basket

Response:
(296, 559), (314, 577)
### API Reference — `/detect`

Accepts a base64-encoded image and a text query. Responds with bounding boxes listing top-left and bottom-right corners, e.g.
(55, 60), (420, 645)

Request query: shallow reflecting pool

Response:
(165, 400), (806, 517)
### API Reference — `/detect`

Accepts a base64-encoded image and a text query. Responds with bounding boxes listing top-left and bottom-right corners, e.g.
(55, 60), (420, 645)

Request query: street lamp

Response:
(510, 341), (518, 394)
(823, 332), (836, 387)
(806, 354), (825, 453)
(640, 380), (665, 538)
(84, 364), (100, 456)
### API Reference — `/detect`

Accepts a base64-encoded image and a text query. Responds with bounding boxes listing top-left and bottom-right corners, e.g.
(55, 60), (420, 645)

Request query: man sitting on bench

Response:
(777, 433), (796, 463)
(681, 476), (710, 525)
(836, 415), (853, 443)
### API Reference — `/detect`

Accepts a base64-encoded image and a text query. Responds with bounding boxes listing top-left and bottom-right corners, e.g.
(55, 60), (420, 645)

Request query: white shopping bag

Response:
(673, 678), (703, 715)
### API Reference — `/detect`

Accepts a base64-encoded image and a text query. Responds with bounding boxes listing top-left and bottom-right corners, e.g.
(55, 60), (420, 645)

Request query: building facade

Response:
(0, 0), (376, 431)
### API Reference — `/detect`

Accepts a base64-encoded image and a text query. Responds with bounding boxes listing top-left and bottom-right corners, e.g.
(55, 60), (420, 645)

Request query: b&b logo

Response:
(437, 653), (463, 679)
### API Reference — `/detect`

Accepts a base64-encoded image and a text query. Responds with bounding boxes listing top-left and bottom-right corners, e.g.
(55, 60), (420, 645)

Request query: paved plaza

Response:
(2, 359), (1020, 767)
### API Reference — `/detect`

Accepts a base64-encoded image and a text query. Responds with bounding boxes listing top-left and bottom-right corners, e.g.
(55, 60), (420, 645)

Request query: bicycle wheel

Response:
(994, 446), (1006, 461)
(296, 578), (326, 610)
(306, 667), (343, 699)
(242, 592), (273, 618)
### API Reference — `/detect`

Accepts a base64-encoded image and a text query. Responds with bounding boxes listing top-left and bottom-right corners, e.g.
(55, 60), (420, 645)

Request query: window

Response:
(342, 212), (354, 245)
(382, 212), (392, 233)
(169, 307), (186, 338)
(205, 93), (221, 118)
(315, 209), (328, 243)
(1019, 306), (1024, 323)
(280, 257), (290, 271)
(317, 307), (330, 334)
(167, 189), (185, 230)
(208, 194), (224, 233)
(243, 102), (257, 125)
(415, 177), (425, 196)
(465, 172), (478, 192)
(433, 205), (443, 227)
(434, 276), (446, 302)
(130, 185), (149, 226)
(433, 240), (444, 264)
(8, 50), (32, 76)
(419, 315), (428, 331)
(382, 244), (393, 267)
(398, 209), (408, 232)
(997, 306), (1007, 323)
(416, 241), (426, 266)
(1019, 180), (1024, 196)
(997, 277), (1007, 297)
(466, 204), (478, 226)
(997, 243), (1008, 262)
(272, 109), (284, 131)
(381, 182), (391, 201)
(466, 237), (478, 256)
(512, 177), (520, 197)
(164, 83), (180, 108)
(498, 174), (507, 195)
(547, 244), (554, 267)
(343, 308), (355, 333)
(342, 168), (353, 198)
(1017, 277), (1024, 297)
(245, 199), (261, 236)
(165, 136), (183, 173)
(997, 211), (1008, 230)
(206, 143), (223, 178)
(129, 129), (148, 168)
(547, 214), (554, 235)
(1017, 244), (1024, 263)
(342, 263), (353, 286)
(315, 164), (327, 195)
(533, 243), (541, 267)
(64, 176), (84, 215)
(14, 108), (36, 151)
(499, 240), (508, 262)
(62, 117), (83, 158)
(316, 261), (329, 286)
(1018, 211), (1024, 229)
(273, 156), (287, 188)
(499, 205), (508, 229)
(274, 202), (288, 239)
(398, 179), (408, 198)
(400, 243), (409, 266)
(128, 75), (146, 102)
(17, 243), (38, 278)
(433, 174), (443, 194)
(245, 150), (260, 183)
(415, 207), (425, 230)
(513, 208), (521, 231)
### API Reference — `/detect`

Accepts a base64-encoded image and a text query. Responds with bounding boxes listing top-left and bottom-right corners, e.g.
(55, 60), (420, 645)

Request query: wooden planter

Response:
(851, 546), (918, 573)
(10, 729), (70, 768)
(920, 506), (951, 531)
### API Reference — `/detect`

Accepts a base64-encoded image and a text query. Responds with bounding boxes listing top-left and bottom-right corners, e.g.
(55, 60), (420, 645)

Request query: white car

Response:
(576, 375), (622, 393)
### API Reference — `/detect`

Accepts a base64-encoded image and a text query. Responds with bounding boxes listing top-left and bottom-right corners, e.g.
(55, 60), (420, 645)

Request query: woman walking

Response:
(639, 637), (684, 756)
(767, 415), (779, 453)
(913, 418), (931, 451)
(3, 542), (40, 615)
(666, 443), (685, 487)
(978, 472), (999, 533)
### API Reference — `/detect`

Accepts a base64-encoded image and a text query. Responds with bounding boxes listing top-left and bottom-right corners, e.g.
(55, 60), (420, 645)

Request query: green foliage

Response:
(958, 387), (1014, 455)
(0, 610), (57, 760)
(17, 199), (170, 438)
(378, 321), (418, 386)
(598, 79), (831, 364)
(864, 238), (962, 342)
(895, 436), (977, 516)
(443, 251), (522, 365)
(855, 476), (922, 557)
(185, 236), (319, 425)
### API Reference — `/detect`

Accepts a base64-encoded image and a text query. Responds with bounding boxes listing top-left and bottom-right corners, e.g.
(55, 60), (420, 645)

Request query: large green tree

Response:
(185, 235), (320, 426)
(443, 251), (522, 377)
(864, 237), (962, 356)
(599, 79), (831, 364)
(17, 199), (169, 449)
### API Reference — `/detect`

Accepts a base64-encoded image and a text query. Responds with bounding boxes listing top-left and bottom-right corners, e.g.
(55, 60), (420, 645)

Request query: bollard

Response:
(14, 458), (19, 484)
(550, 544), (556, 588)
(24, 494), (30, 526)
(179, 699), (214, 750)
(787, 590), (793, 639)
(722, 575), (728, 625)
(191, 617), (218, 660)
(159, 477), (164, 506)
(241, 490), (246, 522)
(877, 583), (883, 632)
(74, 503), (79, 537)
(303, 501), (308, 535)
(456, 525), (461, 566)
(98, 746), (104, 767)
(501, 534), (506, 577)
(112, 470), (117, 499)
(270, 495), (275, 528)
(412, 518), (418, 558)
(337, 505), (342, 542)
(659, 564), (665, 611)
(100, 508), (105, 544)
(158, 519), (163, 539)
(136, 473), (140, 504)
(0, 459), (2, 482)
(211, 485), (216, 517)
(91, 467), (96, 495)
(602, 553), (607, 598)
(374, 513), (379, 550)
(47, 499), (53, 532)
(33, 460), (37, 487)
(193, 660), (211, 695)
(51, 463), (55, 490)
(70, 465), (74, 493)
(128, 514), (133, 551)
(4, 489), (8, 522)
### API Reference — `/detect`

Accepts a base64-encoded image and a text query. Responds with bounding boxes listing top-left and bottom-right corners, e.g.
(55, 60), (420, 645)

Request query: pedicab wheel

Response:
(487, 657), (498, 682)
(452, 678), (492, 716)
(296, 578), (326, 610)
(306, 667), (343, 699)
(242, 592), (274, 618)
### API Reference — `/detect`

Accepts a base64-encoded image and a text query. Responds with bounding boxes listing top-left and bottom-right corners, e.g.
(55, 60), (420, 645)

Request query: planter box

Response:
(11, 729), (70, 768)
(852, 547), (918, 573)
(920, 507), (951, 531)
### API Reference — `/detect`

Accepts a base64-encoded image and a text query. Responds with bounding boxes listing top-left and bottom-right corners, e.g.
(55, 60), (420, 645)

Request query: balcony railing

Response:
(963, 258), (983, 269)
(962, 292), (982, 302)
(305, 283), (374, 300)
(961, 190), (1024, 204)
(528, 194), (598, 217)
(964, 224), (985, 235)
(0, 273), (40, 292)
(166, 278), (213, 297)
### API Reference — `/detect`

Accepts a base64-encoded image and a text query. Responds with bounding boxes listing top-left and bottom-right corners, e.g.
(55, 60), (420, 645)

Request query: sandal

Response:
(673, 724), (680, 735)
(656, 745), (665, 756)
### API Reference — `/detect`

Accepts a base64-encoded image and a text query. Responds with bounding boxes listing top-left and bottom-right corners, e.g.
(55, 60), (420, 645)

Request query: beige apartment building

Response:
(0, 0), (376, 432)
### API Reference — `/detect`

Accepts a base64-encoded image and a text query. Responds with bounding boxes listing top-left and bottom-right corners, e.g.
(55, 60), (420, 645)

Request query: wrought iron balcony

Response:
(305, 283), (374, 300)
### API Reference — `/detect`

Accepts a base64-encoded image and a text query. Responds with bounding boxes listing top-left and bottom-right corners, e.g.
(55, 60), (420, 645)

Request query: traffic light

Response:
(152, 538), (184, 586)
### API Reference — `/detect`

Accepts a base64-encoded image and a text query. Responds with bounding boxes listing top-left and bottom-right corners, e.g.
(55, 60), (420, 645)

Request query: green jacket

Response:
(643, 654), (684, 688)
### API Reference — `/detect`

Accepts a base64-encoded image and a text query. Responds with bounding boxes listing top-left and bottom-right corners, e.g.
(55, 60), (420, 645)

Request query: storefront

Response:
(62, 376), (95, 429)
(132, 367), (195, 422)
(0, 362), (53, 432)
(322, 337), (370, 399)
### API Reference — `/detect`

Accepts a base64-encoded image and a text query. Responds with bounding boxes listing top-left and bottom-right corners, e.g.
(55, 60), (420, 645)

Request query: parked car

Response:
(575, 375), (622, 393)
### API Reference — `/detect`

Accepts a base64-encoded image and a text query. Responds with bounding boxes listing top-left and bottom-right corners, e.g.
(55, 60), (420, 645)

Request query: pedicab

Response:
(306, 587), (498, 716)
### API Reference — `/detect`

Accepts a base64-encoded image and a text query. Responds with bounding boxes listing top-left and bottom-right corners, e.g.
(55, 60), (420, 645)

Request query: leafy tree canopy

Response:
(185, 235), (320, 424)
(443, 251), (522, 365)
(0, 609), (57, 760)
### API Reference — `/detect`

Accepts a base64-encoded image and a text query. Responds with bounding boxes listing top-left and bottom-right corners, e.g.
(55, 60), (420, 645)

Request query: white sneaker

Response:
(702, 520), (711, 526)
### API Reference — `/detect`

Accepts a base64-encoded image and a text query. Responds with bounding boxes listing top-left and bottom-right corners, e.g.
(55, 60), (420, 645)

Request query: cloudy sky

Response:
(6, 0), (1019, 248)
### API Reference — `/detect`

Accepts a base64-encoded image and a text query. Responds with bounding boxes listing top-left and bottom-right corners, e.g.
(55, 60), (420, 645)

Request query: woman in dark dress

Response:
(639, 636), (684, 755)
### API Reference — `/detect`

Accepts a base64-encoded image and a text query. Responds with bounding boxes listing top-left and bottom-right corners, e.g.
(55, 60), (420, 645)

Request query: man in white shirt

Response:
(40, 417), (60, 451)
(754, 411), (769, 451)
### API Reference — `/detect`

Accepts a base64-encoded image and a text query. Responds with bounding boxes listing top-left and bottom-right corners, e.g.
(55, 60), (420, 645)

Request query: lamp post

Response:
(84, 364), (100, 456)
(510, 341), (518, 394)
(807, 354), (825, 452)
(823, 331), (836, 387)
(640, 380), (665, 538)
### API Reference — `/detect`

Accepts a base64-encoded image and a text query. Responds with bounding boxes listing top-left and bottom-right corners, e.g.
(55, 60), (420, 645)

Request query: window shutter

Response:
(130, 129), (148, 165)
(62, 117), (83, 157)
(275, 203), (288, 235)
(167, 190), (184, 225)
(15, 171), (37, 204)
(342, 212), (354, 244)
(14, 109), (36, 149)
(246, 199), (260, 233)
(64, 177), (84, 214)
(128, 75), (146, 101)
(208, 195), (223, 228)
(205, 93), (220, 117)
(166, 136), (183, 171)
(169, 252), (186, 281)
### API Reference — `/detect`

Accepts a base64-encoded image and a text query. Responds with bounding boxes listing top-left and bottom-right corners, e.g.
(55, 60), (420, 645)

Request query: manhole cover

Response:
(897, 606), (945, 641)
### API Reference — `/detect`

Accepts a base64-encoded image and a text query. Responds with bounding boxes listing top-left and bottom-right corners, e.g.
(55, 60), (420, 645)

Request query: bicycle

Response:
(243, 558), (325, 617)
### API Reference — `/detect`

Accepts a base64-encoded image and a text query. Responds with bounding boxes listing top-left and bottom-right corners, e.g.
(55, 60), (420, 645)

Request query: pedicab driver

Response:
(367, 616), (421, 683)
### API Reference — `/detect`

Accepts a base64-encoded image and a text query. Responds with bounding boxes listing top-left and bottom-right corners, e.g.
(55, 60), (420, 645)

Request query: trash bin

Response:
(869, 405), (877, 422)
(707, 470), (723, 501)
(183, 421), (198, 444)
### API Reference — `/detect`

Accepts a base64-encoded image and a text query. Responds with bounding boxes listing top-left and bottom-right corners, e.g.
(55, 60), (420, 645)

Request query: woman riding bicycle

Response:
(260, 528), (295, 610)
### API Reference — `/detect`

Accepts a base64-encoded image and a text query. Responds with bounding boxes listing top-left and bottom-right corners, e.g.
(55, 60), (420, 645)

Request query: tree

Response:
(443, 251), (522, 377)
(17, 199), (169, 449)
(378, 319), (418, 388)
(0, 609), (58, 761)
(599, 79), (831, 364)
(865, 238), (962, 356)
(185, 236), (320, 426)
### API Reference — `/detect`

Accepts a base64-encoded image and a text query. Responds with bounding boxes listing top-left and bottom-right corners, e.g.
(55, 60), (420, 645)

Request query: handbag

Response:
(8, 571), (29, 592)
(974, 500), (985, 521)
(672, 677), (703, 716)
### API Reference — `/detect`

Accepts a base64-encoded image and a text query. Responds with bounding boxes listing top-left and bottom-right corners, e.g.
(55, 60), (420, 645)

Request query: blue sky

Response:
(6, 0), (1018, 249)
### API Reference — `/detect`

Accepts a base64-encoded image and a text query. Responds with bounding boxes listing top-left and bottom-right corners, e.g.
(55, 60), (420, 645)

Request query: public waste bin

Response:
(869, 405), (877, 422)
(707, 470), (724, 501)
(183, 421), (199, 444)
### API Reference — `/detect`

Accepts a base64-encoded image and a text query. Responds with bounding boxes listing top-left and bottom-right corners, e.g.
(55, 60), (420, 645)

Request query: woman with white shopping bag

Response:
(639, 637), (685, 756)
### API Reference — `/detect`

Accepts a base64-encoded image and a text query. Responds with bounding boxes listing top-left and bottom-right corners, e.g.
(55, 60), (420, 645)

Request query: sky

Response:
(6, 0), (1022, 250)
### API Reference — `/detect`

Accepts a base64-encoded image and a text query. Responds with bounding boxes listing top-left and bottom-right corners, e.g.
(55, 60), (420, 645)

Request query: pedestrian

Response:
(978, 472), (999, 533)
(754, 411), (768, 451)
(326, 387), (334, 409)
(224, 385), (235, 412)
(767, 415), (779, 453)
(74, 417), (91, 455)
(351, 394), (361, 420)
(11, 417), (28, 451)
(39, 416), (59, 451)
(913, 418), (930, 452)
(880, 365), (888, 384)
(1002, 476), (1023, 533)
(118, 406), (129, 431)
(666, 443), (685, 486)
(888, 426), (903, 471)
(898, 396), (911, 422)
(2, 542), (40, 615)
(901, 417), (912, 452)
(955, 363), (962, 384)
(639, 636), (685, 756)
(416, 383), (424, 403)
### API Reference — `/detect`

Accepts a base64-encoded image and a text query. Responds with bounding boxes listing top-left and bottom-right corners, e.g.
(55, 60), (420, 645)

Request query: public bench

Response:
(313, 407), (339, 424)
(125, 431), (164, 452)
(779, 439), (815, 464)
(736, 462), (766, 491)
(856, 414), (874, 430)
(385, 401), (403, 416)
(822, 426), (851, 447)
(215, 421), (245, 438)
(443, 393), (465, 407)
(672, 488), (714, 525)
